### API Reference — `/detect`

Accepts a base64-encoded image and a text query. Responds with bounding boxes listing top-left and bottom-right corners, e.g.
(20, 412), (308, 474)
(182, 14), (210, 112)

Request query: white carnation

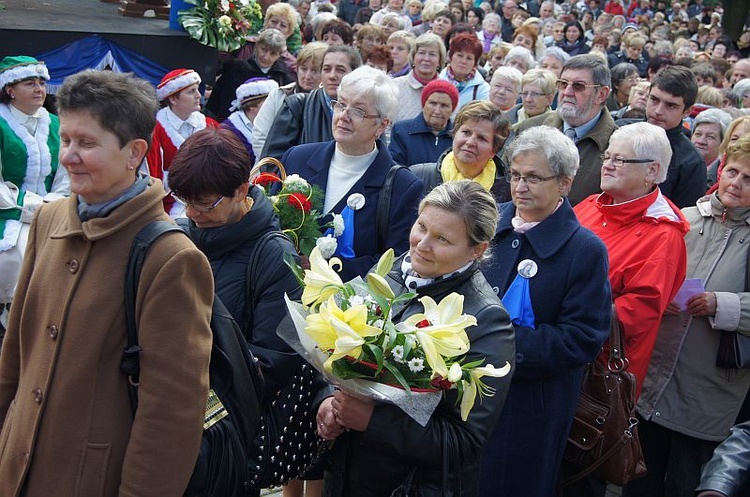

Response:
(316, 235), (338, 259)
(332, 214), (345, 236)
(284, 174), (309, 189)
(349, 295), (365, 306)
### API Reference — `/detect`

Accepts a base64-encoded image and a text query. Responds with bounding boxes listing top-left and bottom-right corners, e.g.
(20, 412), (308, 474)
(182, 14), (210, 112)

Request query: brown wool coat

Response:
(0, 180), (214, 497)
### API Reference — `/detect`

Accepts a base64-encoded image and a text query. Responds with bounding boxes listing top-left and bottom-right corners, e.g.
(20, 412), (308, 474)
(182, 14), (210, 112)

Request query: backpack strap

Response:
(121, 221), (186, 413)
(243, 230), (293, 333)
(376, 165), (404, 253)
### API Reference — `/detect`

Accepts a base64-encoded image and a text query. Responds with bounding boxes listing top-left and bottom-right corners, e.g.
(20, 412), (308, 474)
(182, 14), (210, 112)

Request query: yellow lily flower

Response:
(304, 296), (382, 372)
(301, 246), (345, 308)
(398, 294), (475, 377)
(459, 362), (512, 421)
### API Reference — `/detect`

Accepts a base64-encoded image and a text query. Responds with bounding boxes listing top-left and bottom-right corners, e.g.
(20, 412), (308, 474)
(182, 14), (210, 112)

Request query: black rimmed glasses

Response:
(169, 192), (225, 213)
(556, 79), (602, 93)
(505, 170), (559, 185)
(330, 100), (381, 122)
(600, 154), (655, 168)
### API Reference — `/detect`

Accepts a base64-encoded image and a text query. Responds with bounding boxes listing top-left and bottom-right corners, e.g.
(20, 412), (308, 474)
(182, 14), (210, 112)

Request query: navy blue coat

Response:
(478, 199), (612, 497)
(280, 140), (423, 281)
(388, 114), (453, 167)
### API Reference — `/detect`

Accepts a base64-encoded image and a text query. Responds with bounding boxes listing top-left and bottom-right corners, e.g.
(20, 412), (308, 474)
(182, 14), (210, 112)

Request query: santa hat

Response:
(156, 68), (202, 102)
(0, 56), (50, 90)
(229, 77), (279, 111)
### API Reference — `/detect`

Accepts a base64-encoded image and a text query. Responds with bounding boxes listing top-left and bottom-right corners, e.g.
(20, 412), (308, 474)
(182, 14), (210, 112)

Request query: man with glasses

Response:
(514, 54), (617, 205)
(641, 65), (706, 208)
(260, 45), (361, 161)
(497, 0), (518, 42)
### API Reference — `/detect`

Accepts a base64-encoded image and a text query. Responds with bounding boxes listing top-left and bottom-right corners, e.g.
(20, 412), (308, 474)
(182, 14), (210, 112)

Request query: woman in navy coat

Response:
(478, 125), (611, 497)
(280, 66), (422, 281)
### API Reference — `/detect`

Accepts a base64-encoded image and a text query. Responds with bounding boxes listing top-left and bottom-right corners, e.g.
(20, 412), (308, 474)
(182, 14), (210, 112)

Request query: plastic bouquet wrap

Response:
(251, 158), (344, 257)
(279, 247), (511, 426)
(178, 0), (263, 52)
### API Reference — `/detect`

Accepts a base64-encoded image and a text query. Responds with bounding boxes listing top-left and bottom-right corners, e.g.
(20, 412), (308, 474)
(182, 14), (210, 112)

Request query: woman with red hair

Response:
(438, 33), (489, 112)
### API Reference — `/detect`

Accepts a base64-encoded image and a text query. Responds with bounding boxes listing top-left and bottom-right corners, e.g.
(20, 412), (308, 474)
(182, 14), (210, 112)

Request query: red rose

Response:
(252, 172), (281, 187)
(287, 192), (312, 213)
(430, 376), (453, 390)
(415, 319), (431, 328)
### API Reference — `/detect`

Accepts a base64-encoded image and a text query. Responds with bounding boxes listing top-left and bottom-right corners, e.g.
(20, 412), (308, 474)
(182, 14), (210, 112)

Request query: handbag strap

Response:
(607, 304), (629, 373)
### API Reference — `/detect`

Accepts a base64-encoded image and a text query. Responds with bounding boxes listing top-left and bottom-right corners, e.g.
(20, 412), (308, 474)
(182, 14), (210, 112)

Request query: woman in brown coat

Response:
(0, 70), (214, 497)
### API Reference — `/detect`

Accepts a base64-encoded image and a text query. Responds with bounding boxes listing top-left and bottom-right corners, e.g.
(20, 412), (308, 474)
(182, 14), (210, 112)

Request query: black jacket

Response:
(697, 420), (750, 496)
(182, 186), (303, 398)
(322, 257), (516, 497)
(409, 149), (511, 205)
(607, 50), (648, 78)
(261, 87), (334, 161)
(206, 58), (296, 121)
(660, 123), (707, 209)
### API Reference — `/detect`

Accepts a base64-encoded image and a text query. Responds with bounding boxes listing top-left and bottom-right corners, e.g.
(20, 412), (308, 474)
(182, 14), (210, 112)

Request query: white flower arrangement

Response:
(315, 235), (338, 259)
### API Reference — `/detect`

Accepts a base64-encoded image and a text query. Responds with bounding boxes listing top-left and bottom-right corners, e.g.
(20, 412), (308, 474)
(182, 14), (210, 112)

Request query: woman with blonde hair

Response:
(707, 115), (750, 194)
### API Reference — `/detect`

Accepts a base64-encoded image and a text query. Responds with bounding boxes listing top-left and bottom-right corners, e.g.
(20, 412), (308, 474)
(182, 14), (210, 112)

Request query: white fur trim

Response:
(230, 79), (279, 111)
(156, 71), (202, 101)
(0, 103), (53, 196)
(0, 63), (49, 89)
(156, 107), (208, 150)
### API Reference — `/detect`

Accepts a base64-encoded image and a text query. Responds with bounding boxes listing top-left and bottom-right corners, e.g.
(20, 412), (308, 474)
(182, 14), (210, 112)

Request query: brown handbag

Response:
(560, 306), (647, 487)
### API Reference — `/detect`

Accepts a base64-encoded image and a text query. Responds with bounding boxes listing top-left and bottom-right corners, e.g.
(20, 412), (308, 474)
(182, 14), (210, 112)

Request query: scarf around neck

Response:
(440, 151), (496, 192)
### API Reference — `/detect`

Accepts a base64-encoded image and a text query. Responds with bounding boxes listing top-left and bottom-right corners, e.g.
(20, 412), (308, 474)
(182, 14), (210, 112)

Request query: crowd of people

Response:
(1, 0), (750, 495)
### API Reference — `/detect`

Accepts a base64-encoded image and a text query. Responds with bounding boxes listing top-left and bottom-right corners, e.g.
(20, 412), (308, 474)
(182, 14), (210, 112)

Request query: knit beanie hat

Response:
(230, 77), (280, 111)
(421, 79), (460, 110)
(156, 68), (202, 102)
(0, 56), (50, 90)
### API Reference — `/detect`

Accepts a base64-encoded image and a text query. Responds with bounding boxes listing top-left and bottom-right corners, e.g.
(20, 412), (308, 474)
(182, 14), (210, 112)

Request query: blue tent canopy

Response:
(37, 34), (168, 94)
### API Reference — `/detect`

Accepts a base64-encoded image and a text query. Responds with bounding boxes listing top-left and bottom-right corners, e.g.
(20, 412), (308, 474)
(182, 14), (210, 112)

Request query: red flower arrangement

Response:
(287, 193), (312, 213)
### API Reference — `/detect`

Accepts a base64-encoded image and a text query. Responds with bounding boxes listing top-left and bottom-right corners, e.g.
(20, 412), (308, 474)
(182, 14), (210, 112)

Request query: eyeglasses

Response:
(331, 100), (381, 122)
(505, 170), (559, 185)
(521, 91), (546, 99)
(170, 192), (225, 213)
(600, 154), (654, 168)
(556, 79), (602, 93)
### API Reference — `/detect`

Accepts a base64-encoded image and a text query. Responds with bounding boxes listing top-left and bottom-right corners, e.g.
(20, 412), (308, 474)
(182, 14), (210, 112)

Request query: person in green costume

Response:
(0, 56), (69, 336)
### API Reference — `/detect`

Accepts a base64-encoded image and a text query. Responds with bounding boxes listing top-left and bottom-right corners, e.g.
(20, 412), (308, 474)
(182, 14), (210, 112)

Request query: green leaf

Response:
(383, 362), (412, 393)
(283, 252), (305, 287)
(365, 343), (384, 375)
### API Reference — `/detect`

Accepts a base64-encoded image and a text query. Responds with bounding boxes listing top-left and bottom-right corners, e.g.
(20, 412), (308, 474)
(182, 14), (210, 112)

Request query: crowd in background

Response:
(2, 0), (750, 496)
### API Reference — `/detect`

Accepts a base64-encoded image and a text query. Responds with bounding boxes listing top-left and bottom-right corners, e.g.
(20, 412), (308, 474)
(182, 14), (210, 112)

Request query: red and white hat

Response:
(156, 68), (202, 102)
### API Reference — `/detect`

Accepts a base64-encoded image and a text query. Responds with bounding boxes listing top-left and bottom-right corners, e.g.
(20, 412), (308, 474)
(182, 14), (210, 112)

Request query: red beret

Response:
(421, 79), (460, 110)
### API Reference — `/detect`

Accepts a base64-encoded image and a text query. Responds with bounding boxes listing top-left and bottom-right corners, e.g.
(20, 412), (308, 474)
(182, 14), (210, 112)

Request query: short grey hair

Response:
(609, 122), (671, 184)
(491, 66), (523, 92)
(381, 12), (406, 30)
(419, 180), (499, 259)
(542, 46), (571, 66)
(562, 53), (611, 88)
(507, 125), (580, 179)
(504, 46), (536, 71)
(258, 28), (288, 52)
(409, 33), (447, 69)
(693, 108), (733, 140)
(483, 12), (502, 30)
(734, 78), (750, 99)
(338, 65), (399, 122)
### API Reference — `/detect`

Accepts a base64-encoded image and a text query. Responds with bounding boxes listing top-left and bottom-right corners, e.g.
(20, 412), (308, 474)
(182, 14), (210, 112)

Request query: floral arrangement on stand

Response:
(178, 0), (264, 52)
(280, 247), (511, 423)
(251, 158), (344, 257)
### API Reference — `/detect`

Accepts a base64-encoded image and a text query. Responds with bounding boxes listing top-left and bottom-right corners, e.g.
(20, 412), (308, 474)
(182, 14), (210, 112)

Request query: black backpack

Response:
(120, 221), (264, 497)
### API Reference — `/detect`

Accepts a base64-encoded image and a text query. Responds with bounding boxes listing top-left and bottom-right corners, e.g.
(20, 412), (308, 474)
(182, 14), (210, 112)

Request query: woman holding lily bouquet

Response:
(310, 180), (516, 496)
